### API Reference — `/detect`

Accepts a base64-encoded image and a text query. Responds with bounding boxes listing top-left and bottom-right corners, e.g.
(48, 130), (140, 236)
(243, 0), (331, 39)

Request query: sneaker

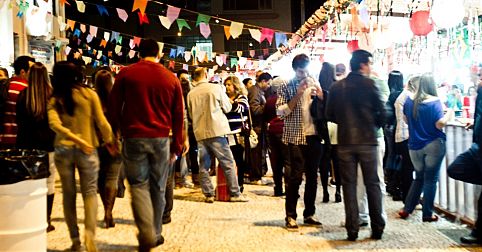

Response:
(304, 216), (322, 226)
(229, 195), (249, 202)
(183, 181), (195, 189)
(460, 234), (482, 244)
(205, 196), (215, 203)
(398, 210), (409, 219)
(285, 217), (298, 229)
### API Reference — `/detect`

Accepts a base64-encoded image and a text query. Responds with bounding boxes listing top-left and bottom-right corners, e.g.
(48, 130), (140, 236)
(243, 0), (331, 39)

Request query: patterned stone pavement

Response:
(47, 174), (482, 252)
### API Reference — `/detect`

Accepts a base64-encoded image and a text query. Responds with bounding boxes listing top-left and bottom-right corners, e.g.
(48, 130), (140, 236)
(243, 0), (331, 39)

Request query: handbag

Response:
(237, 108), (258, 149)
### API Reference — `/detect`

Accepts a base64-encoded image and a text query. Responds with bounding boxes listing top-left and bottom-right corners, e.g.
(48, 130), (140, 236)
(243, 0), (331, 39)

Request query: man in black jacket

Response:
(447, 74), (482, 245)
(326, 50), (386, 241)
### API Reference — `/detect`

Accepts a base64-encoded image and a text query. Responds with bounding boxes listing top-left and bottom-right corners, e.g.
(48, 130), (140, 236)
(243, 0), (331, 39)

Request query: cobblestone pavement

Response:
(48, 174), (482, 252)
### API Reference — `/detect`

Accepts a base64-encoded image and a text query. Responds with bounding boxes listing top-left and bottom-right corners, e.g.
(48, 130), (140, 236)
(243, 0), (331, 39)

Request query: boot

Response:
(104, 187), (117, 228)
(335, 187), (342, 203)
(322, 190), (329, 203)
(46, 194), (55, 232)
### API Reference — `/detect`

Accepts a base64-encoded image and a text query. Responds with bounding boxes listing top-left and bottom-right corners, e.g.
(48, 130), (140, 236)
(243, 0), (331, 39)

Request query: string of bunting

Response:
(64, 0), (290, 46)
(62, 18), (272, 70)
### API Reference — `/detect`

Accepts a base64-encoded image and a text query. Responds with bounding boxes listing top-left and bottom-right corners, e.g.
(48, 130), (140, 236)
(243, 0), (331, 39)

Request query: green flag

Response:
(177, 19), (191, 32)
(196, 14), (211, 27)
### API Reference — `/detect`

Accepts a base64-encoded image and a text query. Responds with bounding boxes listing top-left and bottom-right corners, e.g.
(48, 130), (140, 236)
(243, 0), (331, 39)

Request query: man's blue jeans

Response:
(404, 138), (446, 218)
(198, 137), (241, 197)
(122, 138), (170, 247)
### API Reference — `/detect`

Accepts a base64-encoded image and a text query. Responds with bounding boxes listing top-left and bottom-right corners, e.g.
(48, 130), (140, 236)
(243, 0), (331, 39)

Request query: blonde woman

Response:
(16, 62), (56, 232)
(224, 76), (249, 192)
(48, 61), (115, 251)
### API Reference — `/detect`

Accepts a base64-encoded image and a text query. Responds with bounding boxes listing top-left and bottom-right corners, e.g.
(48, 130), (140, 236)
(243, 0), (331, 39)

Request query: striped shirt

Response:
(0, 77), (28, 146)
(395, 89), (411, 143)
(225, 94), (249, 134)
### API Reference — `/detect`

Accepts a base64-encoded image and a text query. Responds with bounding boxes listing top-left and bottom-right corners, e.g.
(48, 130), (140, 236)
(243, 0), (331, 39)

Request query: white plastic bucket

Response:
(0, 178), (47, 251)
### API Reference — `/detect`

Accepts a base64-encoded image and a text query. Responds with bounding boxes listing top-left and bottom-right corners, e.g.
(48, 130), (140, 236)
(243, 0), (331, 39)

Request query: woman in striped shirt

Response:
(224, 76), (249, 192)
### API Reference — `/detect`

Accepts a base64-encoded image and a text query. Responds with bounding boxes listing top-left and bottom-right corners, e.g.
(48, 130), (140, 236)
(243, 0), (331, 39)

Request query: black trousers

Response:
(248, 129), (266, 181)
(187, 129), (199, 175)
(447, 143), (482, 237)
(267, 133), (289, 194)
(285, 136), (323, 219)
(395, 140), (414, 201)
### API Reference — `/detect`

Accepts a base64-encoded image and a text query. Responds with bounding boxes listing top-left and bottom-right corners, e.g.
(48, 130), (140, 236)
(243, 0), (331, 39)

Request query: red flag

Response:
(138, 12), (150, 25)
(168, 60), (175, 69)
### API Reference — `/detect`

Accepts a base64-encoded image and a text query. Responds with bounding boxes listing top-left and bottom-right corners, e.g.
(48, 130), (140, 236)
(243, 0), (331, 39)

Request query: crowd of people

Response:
(0, 38), (481, 251)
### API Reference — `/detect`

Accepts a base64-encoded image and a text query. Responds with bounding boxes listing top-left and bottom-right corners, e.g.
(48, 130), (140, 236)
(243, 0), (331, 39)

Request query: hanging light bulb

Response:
(177, 32), (182, 36)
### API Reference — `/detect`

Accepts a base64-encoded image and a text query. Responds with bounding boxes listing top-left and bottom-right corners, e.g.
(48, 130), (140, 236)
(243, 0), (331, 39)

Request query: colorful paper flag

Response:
(104, 32), (110, 41)
(132, 0), (148, 14)
(80, 24), (86, 33)
(238, 57), (247, 68)
(177, 46), (185, 57)
(184, 52), (191, 62)
(249, 50), (255, 58)
(64, 46), (71, 56)
(86, 34), (93, 43)
(115, 45), (122, 54)
(117, 8), (128, 22)
(97, 50), (103, 59)
(89, 25), (98, 36)
(196, 14), (210, 26)
(237, 51), (243, 57)
(216, 56), (223, 66)
(159, 16), (173, 29)
(100, 39), (107, 48)
(229, 22), (243, 39)
(168, 60), (175, 69)
(224, 26), (231, 40)
(260, 28), (274, 45)
(117, 36), (123, 45)
(133, 37), (141, 47)
(177, 19), (191, 32)
(199, 23), (211, 38)
(76, 1), (85, 13)
(128, 50), (136, 58)
(275, 32), (288, 47)
(157, 42), (164, 53)
(73, 29), (81, 37)
(138, 12), (149, 25)
(66, 19), (75, 31)
(129, 39), (135, 49)
(182, 64), (188, 71)
(169, 48), (177, 58)
(59, 0), (70, 6)
(249, 29), (261, 42)
(230, 58), (238, 68)
(96, 5), (109, 16)
(166, 6), (180, 22)
(111, 32), (120, 42)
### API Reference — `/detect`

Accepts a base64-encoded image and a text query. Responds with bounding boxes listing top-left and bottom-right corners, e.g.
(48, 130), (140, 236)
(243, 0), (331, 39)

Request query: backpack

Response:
(0, 78), (10, 132)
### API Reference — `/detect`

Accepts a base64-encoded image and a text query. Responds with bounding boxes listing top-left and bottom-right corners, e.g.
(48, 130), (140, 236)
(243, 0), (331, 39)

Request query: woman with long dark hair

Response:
(94, 69), (122, 229)
(16, 62), (56, 232)
(399, 73), (454, 222)
(48, 61), (115, 251)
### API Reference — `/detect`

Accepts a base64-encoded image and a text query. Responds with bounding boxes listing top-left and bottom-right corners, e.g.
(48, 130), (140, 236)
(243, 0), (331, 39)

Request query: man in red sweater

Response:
(0, 56), (35, 148)
(108, 39), (184, 251)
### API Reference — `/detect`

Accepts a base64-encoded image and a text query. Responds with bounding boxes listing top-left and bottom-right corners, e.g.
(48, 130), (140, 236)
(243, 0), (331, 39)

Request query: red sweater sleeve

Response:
(170, 78), (184, 156)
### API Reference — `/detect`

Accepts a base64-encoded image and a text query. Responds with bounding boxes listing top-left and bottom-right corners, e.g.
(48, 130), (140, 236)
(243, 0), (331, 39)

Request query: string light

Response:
(177, 32), (182, 36)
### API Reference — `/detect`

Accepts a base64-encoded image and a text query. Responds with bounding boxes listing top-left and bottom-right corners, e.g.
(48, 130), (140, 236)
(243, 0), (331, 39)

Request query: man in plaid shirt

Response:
(276, 54), (324, 229)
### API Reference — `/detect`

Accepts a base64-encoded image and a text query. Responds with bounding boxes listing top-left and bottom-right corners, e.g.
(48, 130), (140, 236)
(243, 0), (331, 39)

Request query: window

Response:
(223, 0), (273, 10)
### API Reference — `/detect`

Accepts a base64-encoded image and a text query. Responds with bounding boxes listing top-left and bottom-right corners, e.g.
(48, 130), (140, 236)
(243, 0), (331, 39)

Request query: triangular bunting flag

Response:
(260, 28), (275, 45)
(177, 19), (191, 32)
(224, 26), (231, 40)
(215, 56), (223, 66)
(86, 34), (93, 43)
(184, 51), (191, 62)
(100, 39), (107, 48)
(73, 29), (81, 38)
(230, 58), (238, 68)
(138, 12), (149, 25)
(275, 32), (288, 47)
(159, 16), (173, 29)
(249, 50), (255, 58)
(96, 5), (109, 16)
(115, 45), (122, 54)
(82, 56), (91, 64)
(111, 32), (120, 42)
(177, 46), (185, 57)
(129, 39), (135, 49)
(128, 50), (136, 58)
(133, 37), (141, 47)
(197, 51), (206, 63)
(196, 14), (210, 26)
(66, 19), (75, 31)
(80, 24), (86, 33)
(182, 64), (188, 71)
(238, 57), (247, 68)
(249, 29), (261, 42)
(229, 22), (243, 39)
(221, 54), (227, 65)
(132, 0), (147, 15)
(64, 46), (71, 56)
(199, 23), (211, 39)
(117, 8), (128, 22)
(60, 0), (70, 6)
(166, 6), (180, 22)
(157, 42), (164, 53)
(97, 50), (103, 59)
(168, 60), (175, 69)
(89, 26), (98, 36)
(213, 65), (218, 71)
(237, 51), (243, 57)
(169, 48), (177, 58)
(118, 36), (123, 45)
(104, 32), (110, 42)
(76, 1), (85, 13)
